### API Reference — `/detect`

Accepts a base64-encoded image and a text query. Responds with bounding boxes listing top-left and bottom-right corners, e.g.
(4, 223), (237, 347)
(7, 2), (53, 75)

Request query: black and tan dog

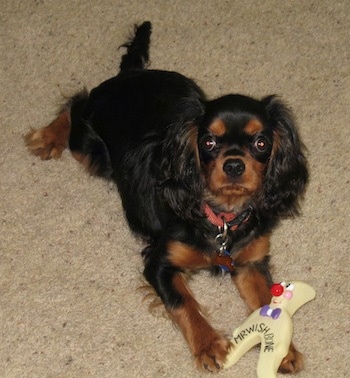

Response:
(26, 22), (308, 373)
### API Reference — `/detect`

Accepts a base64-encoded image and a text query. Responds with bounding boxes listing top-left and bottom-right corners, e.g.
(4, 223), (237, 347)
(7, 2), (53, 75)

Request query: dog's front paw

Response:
(278, 344), (304, 374)
(194, 336), (232, 372)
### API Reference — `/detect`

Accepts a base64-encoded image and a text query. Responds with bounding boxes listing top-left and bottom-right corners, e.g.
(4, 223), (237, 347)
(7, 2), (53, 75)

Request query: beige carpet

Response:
(1, 1), (349, 377)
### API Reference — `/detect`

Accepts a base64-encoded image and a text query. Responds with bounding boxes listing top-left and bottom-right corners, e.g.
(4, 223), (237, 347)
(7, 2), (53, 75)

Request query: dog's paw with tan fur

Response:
(25, 112), (70, 160)
(278, 345), (304, 374)
(194, 336), (232, 372)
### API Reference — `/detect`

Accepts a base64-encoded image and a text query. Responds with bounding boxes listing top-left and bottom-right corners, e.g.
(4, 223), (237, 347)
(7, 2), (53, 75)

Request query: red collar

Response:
(204, 203), (252, 231)
(204, 203), (236, 228)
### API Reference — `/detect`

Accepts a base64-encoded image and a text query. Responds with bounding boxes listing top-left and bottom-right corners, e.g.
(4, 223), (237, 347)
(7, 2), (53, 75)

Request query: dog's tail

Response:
(119, 21), (152, 71)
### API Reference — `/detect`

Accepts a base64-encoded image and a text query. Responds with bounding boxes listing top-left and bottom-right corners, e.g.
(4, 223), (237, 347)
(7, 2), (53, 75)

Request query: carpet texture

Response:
(1, 1), (349, 377)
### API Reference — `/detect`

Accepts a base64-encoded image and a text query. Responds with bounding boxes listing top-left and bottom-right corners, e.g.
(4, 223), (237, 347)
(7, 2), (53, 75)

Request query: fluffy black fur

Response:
(29, 22), (309, 371)
(68, 20), (308, 298)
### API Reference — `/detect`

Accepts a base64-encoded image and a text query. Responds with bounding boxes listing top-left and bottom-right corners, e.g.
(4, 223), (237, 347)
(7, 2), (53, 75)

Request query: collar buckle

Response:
(215, 216), (229, 255)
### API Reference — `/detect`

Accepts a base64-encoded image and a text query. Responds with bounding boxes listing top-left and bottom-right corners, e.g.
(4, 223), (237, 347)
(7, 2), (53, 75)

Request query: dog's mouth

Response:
(204, 184), (253, 213)
(220, 183), (248, 196)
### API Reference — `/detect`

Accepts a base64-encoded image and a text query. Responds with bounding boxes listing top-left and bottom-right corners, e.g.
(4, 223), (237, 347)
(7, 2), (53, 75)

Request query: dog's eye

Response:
(202, 137), (217, 151)
(253, 137), (269, 153)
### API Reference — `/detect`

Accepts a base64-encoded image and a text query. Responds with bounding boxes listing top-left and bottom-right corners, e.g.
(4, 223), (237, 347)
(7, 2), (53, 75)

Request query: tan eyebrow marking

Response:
(245, 119), (264, 135)
(209, 119), (226, 137)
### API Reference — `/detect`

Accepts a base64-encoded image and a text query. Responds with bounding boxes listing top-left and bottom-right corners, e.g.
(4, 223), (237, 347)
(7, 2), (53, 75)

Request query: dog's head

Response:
(199, 94), (308, 217)
(160, 94), (308, 221)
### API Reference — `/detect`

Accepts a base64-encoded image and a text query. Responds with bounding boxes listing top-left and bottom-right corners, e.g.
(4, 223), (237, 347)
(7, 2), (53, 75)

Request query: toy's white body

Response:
(224, 281), (316, 378)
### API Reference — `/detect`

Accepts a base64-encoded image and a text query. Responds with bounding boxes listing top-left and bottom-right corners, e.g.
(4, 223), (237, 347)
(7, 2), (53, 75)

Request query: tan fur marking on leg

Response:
(233, 266), (272, 310)
(235, 235), (270, 265)
(25, 111), (70, 160)
(232, 236), (272, 310)
(279, 342), (304, 374)
(167, 241), (212, 270)
(169, 273), (231, 371)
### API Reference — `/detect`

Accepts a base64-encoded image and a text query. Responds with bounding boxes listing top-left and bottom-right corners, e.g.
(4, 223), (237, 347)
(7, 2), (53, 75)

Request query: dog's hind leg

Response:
(25, 108), (71, 160)
(25, 90), (112, 178)
(25, 91), (87, 160)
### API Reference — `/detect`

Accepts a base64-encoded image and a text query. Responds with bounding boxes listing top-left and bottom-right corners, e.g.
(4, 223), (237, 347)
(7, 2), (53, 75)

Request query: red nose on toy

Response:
(271, 283), (284, 297)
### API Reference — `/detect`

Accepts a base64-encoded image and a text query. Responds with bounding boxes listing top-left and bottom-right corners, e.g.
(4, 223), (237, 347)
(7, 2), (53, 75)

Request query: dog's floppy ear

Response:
(260, 95), (308, 217)
(159, 118), (203, 221)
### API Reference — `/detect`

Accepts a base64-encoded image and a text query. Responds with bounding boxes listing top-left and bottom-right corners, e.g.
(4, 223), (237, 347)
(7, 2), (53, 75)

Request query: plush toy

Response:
(224, 281), (316, 378)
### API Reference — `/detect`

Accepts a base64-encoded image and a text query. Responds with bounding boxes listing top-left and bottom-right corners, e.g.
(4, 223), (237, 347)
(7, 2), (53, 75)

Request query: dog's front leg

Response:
(232, 236), (304, 374)
(143, 241), (231, 372)
(169, 272), (232, 371)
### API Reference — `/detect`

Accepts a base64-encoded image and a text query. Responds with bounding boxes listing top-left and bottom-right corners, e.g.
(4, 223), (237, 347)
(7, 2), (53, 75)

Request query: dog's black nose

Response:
(223, 159), (245, 177)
